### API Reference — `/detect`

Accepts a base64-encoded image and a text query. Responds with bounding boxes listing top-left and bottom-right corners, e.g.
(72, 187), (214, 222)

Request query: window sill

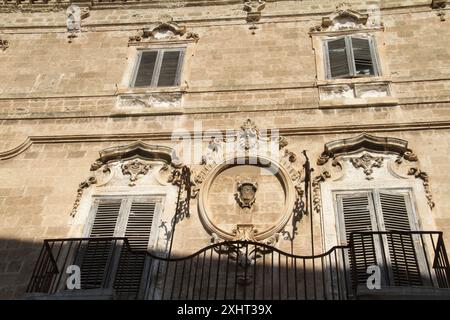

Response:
(317, 76), (388, 86)
(115, 87), (186, 109)
(319, 96), (398, 109)
(318, 79), (396, 108)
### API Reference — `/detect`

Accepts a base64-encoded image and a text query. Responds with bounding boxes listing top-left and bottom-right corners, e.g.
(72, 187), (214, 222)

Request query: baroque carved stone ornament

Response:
(0, 39), (9, 51)
(121, 159), (151, 186)
(431, 0), (447, 21)
(129, 17), (199, 43)
(350, 153), (384, 180)
(235, 180), (258, 209)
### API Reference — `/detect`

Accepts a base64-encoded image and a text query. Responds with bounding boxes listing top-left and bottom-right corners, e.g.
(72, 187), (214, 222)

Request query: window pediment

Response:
(128, 18), (199, 45)
(310, 4), (382, 33)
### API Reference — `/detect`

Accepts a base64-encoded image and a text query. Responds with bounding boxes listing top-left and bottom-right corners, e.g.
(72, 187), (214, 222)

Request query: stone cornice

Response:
(2, 120), (450, 160)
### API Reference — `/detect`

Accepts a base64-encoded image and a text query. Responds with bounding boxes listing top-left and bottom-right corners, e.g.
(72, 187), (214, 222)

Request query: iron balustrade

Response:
(26, 231), (450, 299)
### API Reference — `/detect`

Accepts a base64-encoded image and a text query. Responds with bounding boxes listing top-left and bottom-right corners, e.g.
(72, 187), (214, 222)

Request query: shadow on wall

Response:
(0, 238), (44, 299)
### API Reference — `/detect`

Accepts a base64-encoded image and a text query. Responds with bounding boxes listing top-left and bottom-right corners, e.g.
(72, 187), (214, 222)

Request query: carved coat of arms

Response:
(234, 180), (258, 209)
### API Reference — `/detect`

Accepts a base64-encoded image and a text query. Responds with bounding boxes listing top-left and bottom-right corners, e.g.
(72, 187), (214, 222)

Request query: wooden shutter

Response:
(327, 38), (351, 78)
(351, 37), (375, 76)
(134, 51), (158, 87)
(337, 193), (377, 286)
(379, 192), (422, 286)
(81, 199), (122, 289)
(114, 201), (157, 296)
(157, 50), (182, 87)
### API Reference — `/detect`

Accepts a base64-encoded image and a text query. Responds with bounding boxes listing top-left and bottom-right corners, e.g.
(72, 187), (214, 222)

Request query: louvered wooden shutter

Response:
(157, 50), (182, 87)
(338, 193), (377, 287)
(81, 199), (122, 289)
(134, 51), (158, 87)
(379, 192), (422, 286)
(351, 37), (375, 76)
(327, 38), (350, 78)
(114, 201), (157, 297)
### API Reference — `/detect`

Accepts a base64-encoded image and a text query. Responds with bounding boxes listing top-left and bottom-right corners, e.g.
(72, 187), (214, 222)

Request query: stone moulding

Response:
(317, 132), (413, 166)
(90, 140), (182, 171)
(197, 155), (296, 242)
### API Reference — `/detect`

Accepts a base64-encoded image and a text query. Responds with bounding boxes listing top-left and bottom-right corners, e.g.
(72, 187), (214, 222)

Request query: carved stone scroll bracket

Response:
(121, 159), (151, 186)
(70, 176), (97, 217)
(0, 39), (9, 51)
(408, 168), (435, 209)
(431, 0), (447, 21)
(349, 153), (384, 180)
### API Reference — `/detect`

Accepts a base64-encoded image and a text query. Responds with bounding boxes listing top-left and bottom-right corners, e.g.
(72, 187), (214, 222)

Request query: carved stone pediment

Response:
(129, 17), (199, 44)
(310, 3), (382, 33)
(317, 133), (413, 166)
(90, 140), (182, 171)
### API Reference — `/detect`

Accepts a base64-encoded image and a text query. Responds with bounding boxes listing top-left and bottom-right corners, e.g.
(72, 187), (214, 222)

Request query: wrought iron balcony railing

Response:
(26, 231), (450, 300)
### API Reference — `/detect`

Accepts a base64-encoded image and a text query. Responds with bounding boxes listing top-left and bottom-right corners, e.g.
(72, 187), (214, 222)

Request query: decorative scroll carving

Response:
(431, 0), (447, 21)
(408, 168), (435, 209)
(129, 17), (199, 43)
(0, 39), (9, 51)
(234, 180), (258, 209)
(121, 159), (151, 186)
(70, 176), (97, 217)
(310, 2), (382, 33)
(349, 153), (384, 180)
(312, 171), (331, 215)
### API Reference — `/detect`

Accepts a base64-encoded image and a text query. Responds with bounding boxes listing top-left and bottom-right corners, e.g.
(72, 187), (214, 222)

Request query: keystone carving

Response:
(349, 153), (384, 180)
(121, 159), (151, 186)
(243, 0), (266, 34)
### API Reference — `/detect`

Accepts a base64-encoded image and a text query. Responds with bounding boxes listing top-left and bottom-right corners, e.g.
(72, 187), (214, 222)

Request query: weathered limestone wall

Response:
(0, 0), (449, 299)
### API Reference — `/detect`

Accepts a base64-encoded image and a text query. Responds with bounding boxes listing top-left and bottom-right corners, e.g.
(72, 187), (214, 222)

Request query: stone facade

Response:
(0, 0), (450, 299)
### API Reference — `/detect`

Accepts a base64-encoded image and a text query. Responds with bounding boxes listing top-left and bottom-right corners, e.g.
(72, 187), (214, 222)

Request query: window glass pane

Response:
(157, 51), (181, 87)
(327, 38), (350, 78)
(134, 51), (158, 87)
(351, 38), (375, 76)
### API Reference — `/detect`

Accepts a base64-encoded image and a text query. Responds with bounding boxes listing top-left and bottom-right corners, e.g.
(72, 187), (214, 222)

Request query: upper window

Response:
(324, 35), (379, 79)
(131, 48), (185, 88)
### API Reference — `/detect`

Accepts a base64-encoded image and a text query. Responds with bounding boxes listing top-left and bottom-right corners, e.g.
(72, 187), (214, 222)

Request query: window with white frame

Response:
(324, 35), (379, 79)
(131, 48), (185, 88)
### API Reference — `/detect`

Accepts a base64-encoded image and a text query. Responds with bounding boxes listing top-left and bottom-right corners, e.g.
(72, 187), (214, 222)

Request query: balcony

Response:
(26, 231), (450, 300)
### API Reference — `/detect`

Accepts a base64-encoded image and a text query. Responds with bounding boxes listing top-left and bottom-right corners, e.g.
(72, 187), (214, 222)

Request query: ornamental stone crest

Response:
(121, 159), (151, 186)
(234, 180), (258, 209)
(349, 153), (384, 180)
(238, 119), (260, 150)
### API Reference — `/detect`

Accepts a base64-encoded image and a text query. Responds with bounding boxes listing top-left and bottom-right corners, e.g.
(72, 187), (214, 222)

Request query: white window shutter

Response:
(379, 192), (422, 286)
(133, 51), (158, 87)
(114, 200), (157, 296)
(157, 50), (182, 87)
(351, 37), (375, 76)
(81, 199), (122, 289)
(327, 38), (351, 78)
(337, 193), (378, 286)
